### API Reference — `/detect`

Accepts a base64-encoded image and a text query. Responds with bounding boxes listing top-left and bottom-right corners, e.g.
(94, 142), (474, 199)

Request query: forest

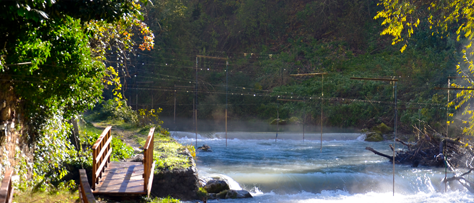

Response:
(117, 0), (463, 134)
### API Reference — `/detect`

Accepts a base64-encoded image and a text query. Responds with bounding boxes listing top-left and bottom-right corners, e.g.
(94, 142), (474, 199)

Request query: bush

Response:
(87, 99), (138, 124)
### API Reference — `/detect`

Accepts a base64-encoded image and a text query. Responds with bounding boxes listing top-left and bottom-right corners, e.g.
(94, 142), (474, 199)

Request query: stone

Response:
(365, 132), (383, 142)
(203, 179), (229, 193)
(150, 156), (200, 200)
(216, 190), (228, 199)
(371, 123), (392, 134)
(199, 176), (213, 187)
(225, 190), (252, 199)
(208, 193), (217, 199)
(197, 144), (212, 152)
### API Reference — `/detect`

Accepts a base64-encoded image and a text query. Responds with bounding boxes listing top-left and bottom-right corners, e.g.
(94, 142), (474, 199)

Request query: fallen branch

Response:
(365, 147), (393, 160)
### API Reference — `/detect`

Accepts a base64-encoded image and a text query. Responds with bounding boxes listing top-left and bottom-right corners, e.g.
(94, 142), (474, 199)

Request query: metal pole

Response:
(151, 94), (154, 110)
(174, 84), (176, 130)
(195, 57), (198, 148)
(393, 81), (397, 196)
(136, 94), (138, 110)
(446, 79), (450, 193)
(303, 98), (306, 142)
(276, 103), (279, 142)
(226, 60), (228, 147)
(447, 79), (450, 138)
(321, 75), (324, 152)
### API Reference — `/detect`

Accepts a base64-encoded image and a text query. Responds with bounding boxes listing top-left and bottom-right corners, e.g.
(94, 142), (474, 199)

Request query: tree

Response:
(375, 0), (474, 135)
(0, 0), (153, 137)
(0, 0), (154, 188)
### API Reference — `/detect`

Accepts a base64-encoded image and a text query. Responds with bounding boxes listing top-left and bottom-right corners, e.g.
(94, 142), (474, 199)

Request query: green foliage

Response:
(375, 0), (474, 52)
(149, 196), (180, 203)
(16, 112), (81, 192)
(197, 187), (208, 200)
(87, 99), (138, 124)
(80, 121), (134, 161)
(151, 133), (192, 171)
(122, 0), (460, 134)
(139, 108), (163, 127)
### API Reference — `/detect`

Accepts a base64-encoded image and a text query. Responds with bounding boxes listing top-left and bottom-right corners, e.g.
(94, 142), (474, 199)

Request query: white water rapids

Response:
(172, 131), (474, 202)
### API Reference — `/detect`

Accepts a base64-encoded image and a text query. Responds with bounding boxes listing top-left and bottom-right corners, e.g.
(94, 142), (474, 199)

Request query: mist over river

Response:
(172, 131), (474, 202)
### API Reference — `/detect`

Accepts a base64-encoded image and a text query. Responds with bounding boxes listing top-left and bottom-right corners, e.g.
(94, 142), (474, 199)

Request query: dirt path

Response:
(91, 122), (143, 154)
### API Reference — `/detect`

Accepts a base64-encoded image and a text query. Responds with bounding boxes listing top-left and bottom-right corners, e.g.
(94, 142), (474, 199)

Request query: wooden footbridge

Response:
(80, 126), (156, 202)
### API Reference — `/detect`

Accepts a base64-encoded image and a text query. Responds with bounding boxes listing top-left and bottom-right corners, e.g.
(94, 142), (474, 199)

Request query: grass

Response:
(84, 118), (195, 171)
(14, 190), (79, 203)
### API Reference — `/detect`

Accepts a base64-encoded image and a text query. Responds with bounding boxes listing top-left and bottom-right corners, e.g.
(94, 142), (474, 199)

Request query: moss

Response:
(371, 123), (392, 134)
(197, 187), (208, 199)
(365, 132), (384, 142)
(216, 190), (228, 199)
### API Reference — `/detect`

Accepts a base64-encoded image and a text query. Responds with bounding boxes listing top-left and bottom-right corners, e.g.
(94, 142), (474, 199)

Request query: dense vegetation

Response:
(0, 0), (154, 192)
(124, 0), (463, 134)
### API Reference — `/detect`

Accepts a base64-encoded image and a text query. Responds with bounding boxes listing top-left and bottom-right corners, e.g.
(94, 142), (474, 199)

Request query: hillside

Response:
(114, 0), (461, 134)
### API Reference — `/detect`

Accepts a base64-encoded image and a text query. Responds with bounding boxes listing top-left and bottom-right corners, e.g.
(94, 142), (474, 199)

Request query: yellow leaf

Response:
(400, 44), (407, 53)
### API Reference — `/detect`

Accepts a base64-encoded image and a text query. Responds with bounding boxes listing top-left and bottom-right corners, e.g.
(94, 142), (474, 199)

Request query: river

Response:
(172, 131), (474, 202)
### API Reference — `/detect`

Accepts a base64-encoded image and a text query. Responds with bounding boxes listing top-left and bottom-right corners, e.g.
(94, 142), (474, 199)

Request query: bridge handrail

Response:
(92, 126), (112, 190)
(143, 127), (155, 197)
(0, 169), (14, 203)
(79, 169), (96, 203)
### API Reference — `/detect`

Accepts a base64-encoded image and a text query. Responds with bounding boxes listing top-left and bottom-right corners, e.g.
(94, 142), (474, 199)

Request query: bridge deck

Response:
(93, 162), (146, 195)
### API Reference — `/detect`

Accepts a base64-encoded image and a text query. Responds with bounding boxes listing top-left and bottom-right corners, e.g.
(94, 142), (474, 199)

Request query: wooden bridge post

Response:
(0, 169), (14, 203)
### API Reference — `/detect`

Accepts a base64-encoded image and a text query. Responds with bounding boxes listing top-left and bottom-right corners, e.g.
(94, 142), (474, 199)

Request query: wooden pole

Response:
(446, 79), (450, 193)
(226, 60), (228, 147)
(349, 76), (399, 196)
(303, 113), (305, 142)
(195, 57), (198, 148)
(393, 81), (397, 196)
(276, 103), (279, 142)
(321, 75), (324, 152)
(174, 84), (176, 131)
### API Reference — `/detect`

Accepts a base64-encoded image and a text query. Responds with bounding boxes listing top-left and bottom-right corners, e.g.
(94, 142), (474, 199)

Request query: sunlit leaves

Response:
(376, 0), (474, 52)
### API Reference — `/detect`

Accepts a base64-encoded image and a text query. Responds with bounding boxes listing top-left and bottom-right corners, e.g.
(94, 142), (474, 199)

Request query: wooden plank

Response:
(95, 147), (112, 179)
(196, 55), (228, 60)
(79, 169), (96, 203)
(92, 126), (112, 190)
(290, 73), (327, 77)
(350, 77), (398, 82)
(92, 126), (112, 150)
(143, 128), (155, 193)
(146, 161), (156, 197)
(95, 135), (113, 164)
(94, 162), (146, 195)
(0, 169), (13, 203)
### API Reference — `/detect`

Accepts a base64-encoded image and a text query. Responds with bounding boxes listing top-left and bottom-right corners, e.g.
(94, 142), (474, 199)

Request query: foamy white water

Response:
(172, 131), (474, 202)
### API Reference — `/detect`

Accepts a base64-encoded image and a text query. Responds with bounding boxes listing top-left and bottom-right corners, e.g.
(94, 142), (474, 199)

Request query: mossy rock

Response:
(216, 190), (228, 199)
(288, 116), (301, 124)
(371, 123), (392, 134)
(204, 180), (229, 193)
(365, 132), (383, 142)
(270, 119), (287, 125)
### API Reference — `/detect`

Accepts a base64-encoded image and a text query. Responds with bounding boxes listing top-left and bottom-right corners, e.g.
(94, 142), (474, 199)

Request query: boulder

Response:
(225, 190), (252, 199)
(371, 123), (392, 134)
(216, 190), (228, 199)
(203, 179), (229, 193)
(270, 119), (287, 125)
(197, 144), (212, 152)
(365, 132), (383, 142)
